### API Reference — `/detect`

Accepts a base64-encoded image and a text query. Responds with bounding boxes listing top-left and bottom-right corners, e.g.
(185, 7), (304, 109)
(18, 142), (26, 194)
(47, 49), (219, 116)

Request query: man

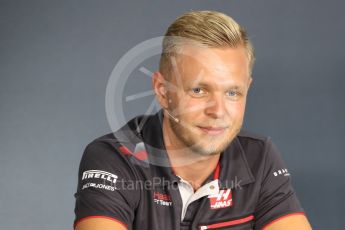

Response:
(74, 10), (312, 230)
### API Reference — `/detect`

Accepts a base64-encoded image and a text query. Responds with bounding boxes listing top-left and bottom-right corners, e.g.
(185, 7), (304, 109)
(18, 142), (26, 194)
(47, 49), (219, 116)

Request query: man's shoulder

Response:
(79, 131), (145, 182)
(84, 130), (139, 156)
(235, 130), (285, 173)
(81, 132), (128, 164)
(86, 113), (145, 152)
(84, 132), (119, 153)
(236, 129), (272, 160)
(83, 126), (150, 166)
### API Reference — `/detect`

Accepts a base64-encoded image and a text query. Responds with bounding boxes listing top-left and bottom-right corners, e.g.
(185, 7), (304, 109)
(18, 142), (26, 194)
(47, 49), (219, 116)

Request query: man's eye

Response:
(191, 88), (204, 94)
(227, 90), (239, 97)
(189, 87), (207, 98)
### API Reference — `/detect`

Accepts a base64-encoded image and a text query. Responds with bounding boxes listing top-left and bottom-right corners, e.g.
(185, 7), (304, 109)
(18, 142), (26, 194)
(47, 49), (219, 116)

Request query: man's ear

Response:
(152, 71), (169, 109)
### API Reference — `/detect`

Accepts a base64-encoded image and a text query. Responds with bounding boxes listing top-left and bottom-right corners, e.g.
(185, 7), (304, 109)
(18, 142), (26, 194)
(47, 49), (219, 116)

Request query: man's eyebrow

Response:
(187, 81), (245, 90)
(187, 82), (209, 87)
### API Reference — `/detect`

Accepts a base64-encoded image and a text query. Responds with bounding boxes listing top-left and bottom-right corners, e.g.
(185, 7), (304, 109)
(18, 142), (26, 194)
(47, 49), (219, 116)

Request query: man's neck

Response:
(162, 115), (220, 191)
(172, 155), (220, 191)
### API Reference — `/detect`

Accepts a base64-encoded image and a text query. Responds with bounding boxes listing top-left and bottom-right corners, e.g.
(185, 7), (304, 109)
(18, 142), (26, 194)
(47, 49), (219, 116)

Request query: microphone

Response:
(165, 109), (179, 123)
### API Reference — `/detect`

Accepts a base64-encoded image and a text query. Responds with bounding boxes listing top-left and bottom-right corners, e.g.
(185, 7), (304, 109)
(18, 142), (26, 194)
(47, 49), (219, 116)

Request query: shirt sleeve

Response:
(254, 138), (305, 229)
(73, 140), (139, 230)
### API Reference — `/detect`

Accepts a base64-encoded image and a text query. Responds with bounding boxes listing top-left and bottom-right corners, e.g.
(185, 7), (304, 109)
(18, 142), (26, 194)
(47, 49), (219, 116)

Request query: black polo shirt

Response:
(74, 109), (306, 230)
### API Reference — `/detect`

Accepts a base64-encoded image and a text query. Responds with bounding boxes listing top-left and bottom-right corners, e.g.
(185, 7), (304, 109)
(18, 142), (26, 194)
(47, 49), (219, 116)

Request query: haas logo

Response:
(208, 189), (233, 209)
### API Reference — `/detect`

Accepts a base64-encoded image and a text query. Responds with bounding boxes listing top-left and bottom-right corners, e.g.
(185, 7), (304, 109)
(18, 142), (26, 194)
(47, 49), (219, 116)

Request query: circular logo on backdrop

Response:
(105, 36), (164, 131)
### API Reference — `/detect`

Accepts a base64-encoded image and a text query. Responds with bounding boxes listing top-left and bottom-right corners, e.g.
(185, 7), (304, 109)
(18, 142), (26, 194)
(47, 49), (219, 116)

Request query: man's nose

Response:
(204, 93), (226, 119)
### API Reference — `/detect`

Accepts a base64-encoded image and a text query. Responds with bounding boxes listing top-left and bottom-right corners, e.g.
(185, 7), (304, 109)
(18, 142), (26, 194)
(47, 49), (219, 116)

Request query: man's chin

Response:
(189, 141), (227, 156)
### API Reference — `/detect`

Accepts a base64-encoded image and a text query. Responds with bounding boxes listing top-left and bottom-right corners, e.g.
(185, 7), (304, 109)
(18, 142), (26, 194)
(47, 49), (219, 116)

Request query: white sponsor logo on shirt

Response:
(82, 170), (118, 183)
(273, 168), (290, 177)
(81, 170), (118, 191)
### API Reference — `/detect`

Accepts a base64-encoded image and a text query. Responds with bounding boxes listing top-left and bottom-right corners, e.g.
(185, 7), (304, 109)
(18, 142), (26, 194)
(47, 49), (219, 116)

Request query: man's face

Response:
(165, 45), (252, 156)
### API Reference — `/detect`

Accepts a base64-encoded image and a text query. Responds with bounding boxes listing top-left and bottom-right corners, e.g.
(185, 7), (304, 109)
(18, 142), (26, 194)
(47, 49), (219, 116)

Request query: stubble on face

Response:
(167, 113), (242, 156)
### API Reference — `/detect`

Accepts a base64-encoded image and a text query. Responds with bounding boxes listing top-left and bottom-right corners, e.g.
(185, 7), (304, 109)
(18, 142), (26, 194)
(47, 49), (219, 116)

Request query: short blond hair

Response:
(159, 10), (255, 78)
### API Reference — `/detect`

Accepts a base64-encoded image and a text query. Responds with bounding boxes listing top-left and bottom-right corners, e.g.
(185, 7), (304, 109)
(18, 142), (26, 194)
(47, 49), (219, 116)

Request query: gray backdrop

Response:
(1, 0), (344, 229)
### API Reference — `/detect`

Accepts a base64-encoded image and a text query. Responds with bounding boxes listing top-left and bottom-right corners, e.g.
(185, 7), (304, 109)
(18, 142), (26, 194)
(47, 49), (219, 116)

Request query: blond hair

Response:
(159, 10), (255, 78)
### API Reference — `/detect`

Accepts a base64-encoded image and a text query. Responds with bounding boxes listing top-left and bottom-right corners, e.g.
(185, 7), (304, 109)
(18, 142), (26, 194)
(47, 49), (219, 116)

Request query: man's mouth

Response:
(197, 126), (227, 135)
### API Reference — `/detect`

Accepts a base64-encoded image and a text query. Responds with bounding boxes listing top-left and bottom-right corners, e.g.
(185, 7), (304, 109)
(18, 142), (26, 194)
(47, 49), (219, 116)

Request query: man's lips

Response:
(197, 126), (227, 135)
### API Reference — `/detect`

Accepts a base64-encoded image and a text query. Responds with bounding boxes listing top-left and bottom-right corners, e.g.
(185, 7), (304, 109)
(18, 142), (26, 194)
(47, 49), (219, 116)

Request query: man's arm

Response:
(74, 140), (138, 230)
(262, 213), (312, 230)
(75, 217), (127, 230)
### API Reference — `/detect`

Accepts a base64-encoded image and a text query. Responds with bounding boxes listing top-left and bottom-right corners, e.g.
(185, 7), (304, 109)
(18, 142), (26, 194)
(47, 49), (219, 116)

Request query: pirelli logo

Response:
(82, 170), (118, 184)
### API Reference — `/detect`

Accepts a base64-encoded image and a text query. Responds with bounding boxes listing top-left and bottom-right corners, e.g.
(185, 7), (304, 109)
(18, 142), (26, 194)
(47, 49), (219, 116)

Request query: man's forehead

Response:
(165, 68), (249, 91)
(175, 65), (248, 85)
